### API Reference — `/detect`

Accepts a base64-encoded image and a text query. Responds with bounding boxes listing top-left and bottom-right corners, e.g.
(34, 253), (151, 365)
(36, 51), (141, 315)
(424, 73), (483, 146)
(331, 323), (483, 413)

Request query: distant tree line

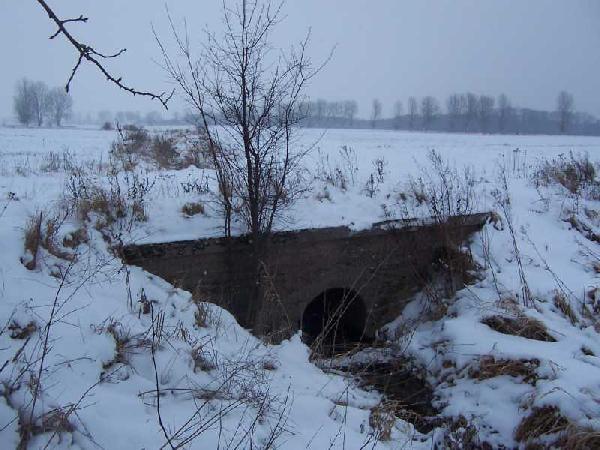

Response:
(13, 78), (73, 127)
(298, 91), (597, 136)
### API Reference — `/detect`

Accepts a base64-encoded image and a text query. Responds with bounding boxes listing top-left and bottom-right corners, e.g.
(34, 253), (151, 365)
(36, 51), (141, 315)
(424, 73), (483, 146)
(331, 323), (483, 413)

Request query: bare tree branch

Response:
(34, 0), (173, 109)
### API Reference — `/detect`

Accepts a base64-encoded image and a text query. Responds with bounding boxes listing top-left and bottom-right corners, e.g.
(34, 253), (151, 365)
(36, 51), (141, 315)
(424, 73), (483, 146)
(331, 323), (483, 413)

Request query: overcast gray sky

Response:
(1, 0), (599, 120)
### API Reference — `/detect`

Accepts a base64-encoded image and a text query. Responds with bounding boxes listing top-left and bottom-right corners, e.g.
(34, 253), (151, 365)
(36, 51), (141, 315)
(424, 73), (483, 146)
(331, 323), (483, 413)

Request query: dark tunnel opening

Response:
(301, 288), (367, 354)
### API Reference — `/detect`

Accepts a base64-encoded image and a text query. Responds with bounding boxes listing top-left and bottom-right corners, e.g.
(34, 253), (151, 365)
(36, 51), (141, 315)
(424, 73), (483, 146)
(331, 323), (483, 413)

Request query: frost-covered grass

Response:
(0, 125), (599, 448)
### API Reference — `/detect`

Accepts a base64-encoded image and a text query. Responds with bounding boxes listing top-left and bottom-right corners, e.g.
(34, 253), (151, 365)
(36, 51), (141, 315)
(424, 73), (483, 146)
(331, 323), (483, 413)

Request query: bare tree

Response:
(446, 94), (463, 131)
(371, 98), (382, 128)
(157, 0), (326, 241)
(13, 78), (35, 126)
(30, 81), (49, 127)
(462, 93), (479, 132)
(421, 96), (439, 130)
(557, 90), (574, 133)
(343, 100), (358, 125)
(45, 87), (73, 127)
(478, 95), (495, 133)
(393, 100), (403, 129)
(407, 96), (418, 130)
(497, 93), (512, 133)
(33, 0), (172, 108)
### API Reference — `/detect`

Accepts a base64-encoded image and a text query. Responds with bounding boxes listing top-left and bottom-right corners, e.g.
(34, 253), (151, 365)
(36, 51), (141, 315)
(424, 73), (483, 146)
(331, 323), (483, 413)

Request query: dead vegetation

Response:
(8, 321), (38, 340)
(369, 401), (396, 441)
(468, 356), (539, 384)
(553, 291), (578, 325)
(515, 405), (569, 444)
(533, 152), (599, 199)
(110, 126), (208, 171)
(482, 315), (556, 342)
(182, 201), (205, 217)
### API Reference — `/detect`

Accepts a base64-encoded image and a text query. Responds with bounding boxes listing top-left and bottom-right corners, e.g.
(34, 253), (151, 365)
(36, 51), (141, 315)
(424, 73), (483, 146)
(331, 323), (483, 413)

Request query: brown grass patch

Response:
(515, 406), (569, 443)
(559, 427), (600, 449)
(469, 356), (539, 384)
(369, 401), (397, 441)
(553, 291), (578, 325)
(22, 213), (43, 270)
(182, 201), (205, 217)
(8, 321), (37, 340)
(482, 315), (556, 342)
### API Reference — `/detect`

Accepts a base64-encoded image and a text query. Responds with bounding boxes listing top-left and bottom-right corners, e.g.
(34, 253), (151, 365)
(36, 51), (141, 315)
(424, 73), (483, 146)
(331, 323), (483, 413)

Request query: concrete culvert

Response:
(301, 288), (367, 353)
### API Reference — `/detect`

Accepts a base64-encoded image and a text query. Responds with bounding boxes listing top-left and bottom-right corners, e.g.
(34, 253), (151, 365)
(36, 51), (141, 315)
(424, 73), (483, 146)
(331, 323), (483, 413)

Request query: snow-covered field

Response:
(1, 125), (599, 448)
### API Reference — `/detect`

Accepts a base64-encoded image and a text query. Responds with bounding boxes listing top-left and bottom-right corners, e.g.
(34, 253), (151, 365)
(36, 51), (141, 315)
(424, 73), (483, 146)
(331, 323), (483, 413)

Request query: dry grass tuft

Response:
(515, 406), (569, 444)
(182, 201), (205, 217)
(22, 213), (43, 270)
(191, 347), (216, 373)
(469, 356), (539, 384)
(559, 426), (600, 449)
(8, 321), (37, 340)
(62, 228), (88, 249)
(369, 401), (397, 441)
(534, 152), (598, 197)
(553, 291), (578, 325)
(18, 407), (75, 449)
(482, 315), (556, 342)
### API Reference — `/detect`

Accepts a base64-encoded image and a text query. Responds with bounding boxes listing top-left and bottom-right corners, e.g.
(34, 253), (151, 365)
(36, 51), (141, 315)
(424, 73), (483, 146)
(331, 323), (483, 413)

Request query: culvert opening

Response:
(301, 288), (367, 354)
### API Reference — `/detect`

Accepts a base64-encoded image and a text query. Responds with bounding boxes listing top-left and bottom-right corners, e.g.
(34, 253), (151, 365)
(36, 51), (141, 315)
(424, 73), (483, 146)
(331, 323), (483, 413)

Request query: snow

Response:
(0, 125), (599, 448)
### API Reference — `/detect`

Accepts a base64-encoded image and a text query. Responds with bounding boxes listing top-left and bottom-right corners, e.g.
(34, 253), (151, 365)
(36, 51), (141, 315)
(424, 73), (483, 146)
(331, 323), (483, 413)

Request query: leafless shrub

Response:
(101, 121), (113, 131)
(40, 150), (75, 173)
(408, 149), (477, 220)
(182, 201), (205, 217)
(315, 146), (358, 192)
(515, 405), (569, 444)
(363, 158), (388, 198)
(468, 356), (539, 384)
(482, 315), (555, 342)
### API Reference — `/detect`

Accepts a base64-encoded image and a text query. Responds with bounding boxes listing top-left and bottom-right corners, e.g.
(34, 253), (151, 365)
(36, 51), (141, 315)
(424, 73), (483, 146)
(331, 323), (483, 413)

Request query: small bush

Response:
(482, 315), (556, 342)
(182, 201), (205, 217)
(101, 122), (113, 131)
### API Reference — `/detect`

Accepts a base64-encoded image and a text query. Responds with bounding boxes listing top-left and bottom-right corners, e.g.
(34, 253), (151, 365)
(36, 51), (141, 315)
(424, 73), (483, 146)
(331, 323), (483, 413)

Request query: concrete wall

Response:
(122, 213), (488, 339)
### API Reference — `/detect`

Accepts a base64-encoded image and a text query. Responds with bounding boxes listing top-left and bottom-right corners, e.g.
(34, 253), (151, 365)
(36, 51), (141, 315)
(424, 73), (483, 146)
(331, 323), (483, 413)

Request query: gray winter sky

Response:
(1, 0), (599, 120)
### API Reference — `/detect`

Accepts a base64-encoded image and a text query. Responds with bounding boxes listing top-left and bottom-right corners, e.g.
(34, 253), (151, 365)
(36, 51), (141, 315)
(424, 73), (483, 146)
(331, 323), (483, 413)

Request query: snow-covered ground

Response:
(0, 125), (599, 448)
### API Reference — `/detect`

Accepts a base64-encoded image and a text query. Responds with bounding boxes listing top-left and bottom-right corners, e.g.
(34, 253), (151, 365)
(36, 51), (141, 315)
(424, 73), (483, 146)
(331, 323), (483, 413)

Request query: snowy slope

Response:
(0, 125), (599, 448)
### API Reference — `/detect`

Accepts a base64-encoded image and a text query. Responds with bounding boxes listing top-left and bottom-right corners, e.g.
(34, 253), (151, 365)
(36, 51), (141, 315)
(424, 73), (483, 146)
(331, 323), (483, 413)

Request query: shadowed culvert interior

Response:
(301, 288), (367, 352)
